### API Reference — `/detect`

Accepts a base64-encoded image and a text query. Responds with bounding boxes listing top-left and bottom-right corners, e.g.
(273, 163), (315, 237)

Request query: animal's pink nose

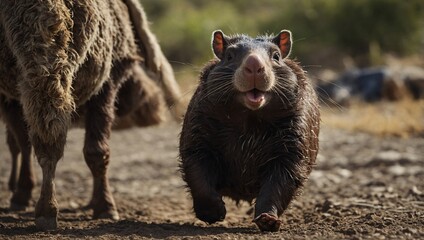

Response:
(244, 54), (265, 76)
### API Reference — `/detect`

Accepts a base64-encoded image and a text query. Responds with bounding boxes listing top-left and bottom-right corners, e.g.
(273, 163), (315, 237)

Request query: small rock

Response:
(365, 213), (378, 221)
(372, 151), (402, 163)
(387, 165), (406, 176)
(321, 199), (333, 212)
(69, 200), (79, 209)
(338, 168), (352, 178)
(409, 186), (423, 197)
(369, 151), (417, 166)
(383, 217), (394, 225)
(343, 227), (357, 235)
(403, 227), (418, 234)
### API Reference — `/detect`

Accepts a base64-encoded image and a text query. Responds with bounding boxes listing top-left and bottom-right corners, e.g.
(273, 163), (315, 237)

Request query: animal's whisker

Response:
(271, 88), (289, 105)
(199, 82), (233, 102)
(272, 86), (291, 104)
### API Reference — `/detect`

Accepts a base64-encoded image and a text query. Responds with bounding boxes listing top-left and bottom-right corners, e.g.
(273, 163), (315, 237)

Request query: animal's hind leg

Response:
(6, 128), (20, 192)
(0, 98), (35, 210)
(83, 82), (119, 220)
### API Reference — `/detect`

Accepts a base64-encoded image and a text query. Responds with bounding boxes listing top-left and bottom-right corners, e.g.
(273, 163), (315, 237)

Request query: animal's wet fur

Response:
(179, 31), (320, 232)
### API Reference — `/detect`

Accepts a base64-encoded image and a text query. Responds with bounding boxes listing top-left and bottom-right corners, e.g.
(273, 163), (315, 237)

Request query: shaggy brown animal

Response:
(1, 66), (167, 210)
(179, 30), (320, 232)
(0, 0), (181, 230)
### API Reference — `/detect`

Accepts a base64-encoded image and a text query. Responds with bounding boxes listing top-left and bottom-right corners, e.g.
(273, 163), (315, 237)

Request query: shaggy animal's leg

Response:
(0, 98), (35, 210)
(83, 83), (119, 220)
(6, 128), (20, 192)
(7, 108), (34, 211)
(254, 171), (298, 232)
(9, 123), (35, 211)
(32, 135), (65, 231)
(181, 155), (226, 224)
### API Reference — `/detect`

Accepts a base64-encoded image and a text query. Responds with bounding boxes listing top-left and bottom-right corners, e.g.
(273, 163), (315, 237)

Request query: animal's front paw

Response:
(194, 196), (226, 224)
(253, 212), (281, 232)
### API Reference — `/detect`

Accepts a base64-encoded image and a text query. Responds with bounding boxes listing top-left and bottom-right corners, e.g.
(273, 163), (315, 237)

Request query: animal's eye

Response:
(272, 52), (280, 62)
(226, 52), (234, 61)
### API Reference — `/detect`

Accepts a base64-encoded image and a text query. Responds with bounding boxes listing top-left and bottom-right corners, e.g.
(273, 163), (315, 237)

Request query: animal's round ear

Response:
(212, 30), (228, 60)
(272, 30), (292, 59)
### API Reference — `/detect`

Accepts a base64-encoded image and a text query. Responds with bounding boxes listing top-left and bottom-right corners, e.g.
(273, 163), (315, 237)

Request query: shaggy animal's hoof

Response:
(10, 202), (28, 211)
(10, 190), (32, 209)
(94, 209), (120, 221)
(254, 213), (281, 232)
(35, 216), (58, 231)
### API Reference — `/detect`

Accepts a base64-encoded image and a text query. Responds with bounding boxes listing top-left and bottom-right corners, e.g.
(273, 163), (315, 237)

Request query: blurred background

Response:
(141, 0), (424, 137)
(0, 2), (423, 237)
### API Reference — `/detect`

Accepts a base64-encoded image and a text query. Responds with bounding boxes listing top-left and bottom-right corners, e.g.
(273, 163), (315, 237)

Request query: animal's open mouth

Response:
(244, 88), (266, 110)
(246, 88), (265, 103)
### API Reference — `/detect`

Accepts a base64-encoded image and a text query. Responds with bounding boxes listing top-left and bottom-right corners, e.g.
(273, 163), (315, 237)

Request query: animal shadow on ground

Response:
(0, 207), (257, 238)
(85, 221), (256, 238)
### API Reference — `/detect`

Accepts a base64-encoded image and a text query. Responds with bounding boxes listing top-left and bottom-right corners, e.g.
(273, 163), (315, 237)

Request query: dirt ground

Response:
(0, 119), (423, 239)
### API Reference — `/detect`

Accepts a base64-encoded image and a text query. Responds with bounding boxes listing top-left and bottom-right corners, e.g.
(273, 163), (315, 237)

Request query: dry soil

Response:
(0, 121), (423, 239)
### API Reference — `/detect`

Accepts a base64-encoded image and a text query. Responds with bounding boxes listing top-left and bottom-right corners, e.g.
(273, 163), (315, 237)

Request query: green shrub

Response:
(140, 0), (424, 68)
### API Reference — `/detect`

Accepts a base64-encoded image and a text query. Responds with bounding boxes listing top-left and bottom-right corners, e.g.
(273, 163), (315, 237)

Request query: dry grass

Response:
(321, 99), (424, 138)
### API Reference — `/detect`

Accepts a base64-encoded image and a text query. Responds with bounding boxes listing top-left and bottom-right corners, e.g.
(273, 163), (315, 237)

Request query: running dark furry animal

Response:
(179, 30), (320, 232)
